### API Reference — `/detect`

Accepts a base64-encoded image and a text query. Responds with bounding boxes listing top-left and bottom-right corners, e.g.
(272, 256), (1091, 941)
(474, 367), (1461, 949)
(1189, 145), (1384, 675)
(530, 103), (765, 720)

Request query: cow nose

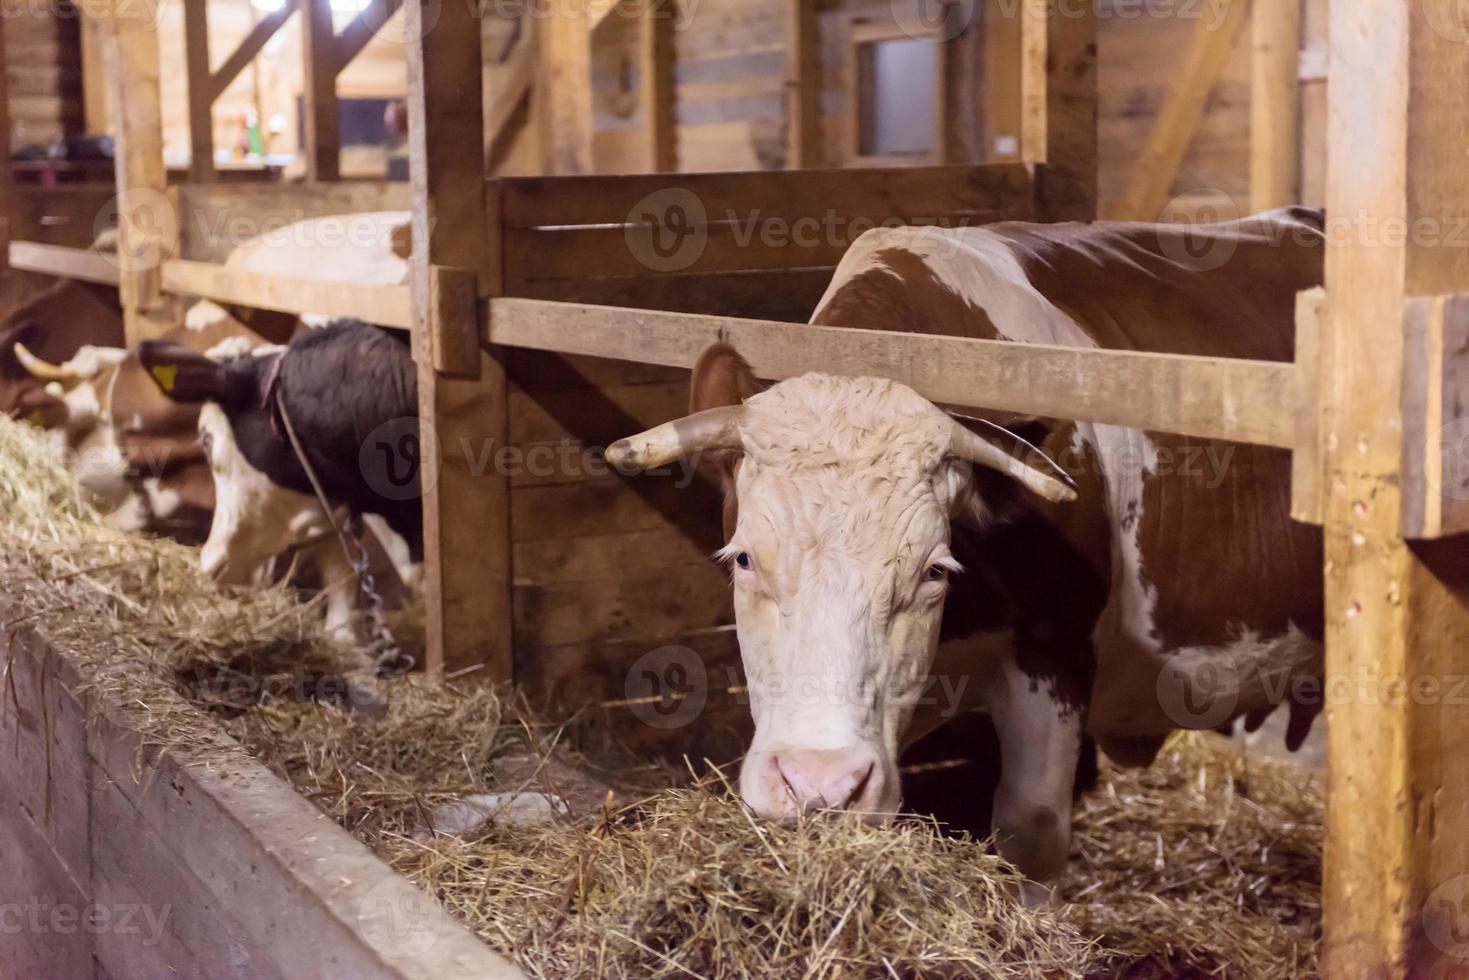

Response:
(772, 748), (879, 815)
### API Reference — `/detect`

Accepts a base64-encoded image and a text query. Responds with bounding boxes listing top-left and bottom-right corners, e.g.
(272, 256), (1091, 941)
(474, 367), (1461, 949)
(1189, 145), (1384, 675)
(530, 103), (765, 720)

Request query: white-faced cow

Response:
(137, 319), (423, 585)
(609, 207), (1327, 894)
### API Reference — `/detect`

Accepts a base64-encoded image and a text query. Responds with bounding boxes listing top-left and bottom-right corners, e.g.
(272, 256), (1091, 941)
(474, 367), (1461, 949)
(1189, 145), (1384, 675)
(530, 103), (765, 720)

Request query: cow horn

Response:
(11, 343), (77, 384)
(946, 416), (1078, 503)
(606, 405), (746, 470)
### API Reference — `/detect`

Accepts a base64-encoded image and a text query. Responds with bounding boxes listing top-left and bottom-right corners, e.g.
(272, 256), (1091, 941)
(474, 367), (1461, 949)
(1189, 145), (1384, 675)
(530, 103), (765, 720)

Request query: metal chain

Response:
(273, 391), (411, 674)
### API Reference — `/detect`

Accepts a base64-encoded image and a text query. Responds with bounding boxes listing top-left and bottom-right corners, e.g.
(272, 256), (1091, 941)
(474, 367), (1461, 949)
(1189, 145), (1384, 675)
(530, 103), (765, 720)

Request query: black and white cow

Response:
(138, 320), (423, 584)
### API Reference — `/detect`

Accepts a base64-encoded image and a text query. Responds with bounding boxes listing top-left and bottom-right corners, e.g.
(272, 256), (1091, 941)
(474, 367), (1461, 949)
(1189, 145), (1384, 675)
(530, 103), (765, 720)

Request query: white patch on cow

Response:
(362, 512), (420, 593)
(822, 225), (1166, 664)
(197, 403), (331, 584)
(38, 347), (130, 511)
(141, 476), (182, 520)
(104, 492), (149, 533)
(184, 299), (232, 332)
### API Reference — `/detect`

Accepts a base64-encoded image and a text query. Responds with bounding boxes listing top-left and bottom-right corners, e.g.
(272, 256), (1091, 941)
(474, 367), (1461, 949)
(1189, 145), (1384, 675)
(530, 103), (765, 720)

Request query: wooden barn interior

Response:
(0, 0), (1465, 976)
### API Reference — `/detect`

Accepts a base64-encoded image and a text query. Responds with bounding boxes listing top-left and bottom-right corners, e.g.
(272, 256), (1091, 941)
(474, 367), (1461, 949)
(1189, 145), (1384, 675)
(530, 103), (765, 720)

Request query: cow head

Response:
(608, 345), (1076, 823)
(137, 340), (331, 585)
(11, 341), (133, 508)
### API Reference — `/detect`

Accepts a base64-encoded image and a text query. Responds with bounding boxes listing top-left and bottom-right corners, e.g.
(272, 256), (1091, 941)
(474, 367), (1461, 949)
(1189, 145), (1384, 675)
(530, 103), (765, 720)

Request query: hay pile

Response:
(0, 415), (1323, 978)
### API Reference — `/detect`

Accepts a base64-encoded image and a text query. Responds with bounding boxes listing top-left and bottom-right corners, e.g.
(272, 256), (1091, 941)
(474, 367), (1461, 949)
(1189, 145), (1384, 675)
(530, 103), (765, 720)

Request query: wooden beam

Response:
(9, 242), (122, 286)
(333, 0), (404, 73)
(98, 0), (175, 343)
(161, 259), (411, 327)
(183, 0), (214, 182)
(300, 0), (341, 181)
(785, 0), (820, 168)
(1018, 0), (1098, 221)
(488, 298), (1299, 449)
(1249, 0), (1301, 211)
(1111, 0), (1248, 220)
(207, 0), (298, 103)
(1320, 0), (1469, 974)
(538, 0), (594, 174)
(640, 0), (676, 171)
(406, 0), (513, 678)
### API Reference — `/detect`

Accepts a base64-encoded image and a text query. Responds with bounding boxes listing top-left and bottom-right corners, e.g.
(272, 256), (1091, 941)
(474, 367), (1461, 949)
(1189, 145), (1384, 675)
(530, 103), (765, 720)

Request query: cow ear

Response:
(949, 413), (1075, 520)
(137, 340), (250, 406)
(689, 343), (761, 537)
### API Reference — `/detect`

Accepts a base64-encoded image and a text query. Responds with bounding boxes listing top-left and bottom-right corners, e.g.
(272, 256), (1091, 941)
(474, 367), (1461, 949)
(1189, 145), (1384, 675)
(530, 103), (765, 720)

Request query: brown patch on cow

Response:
(815, 248), (1003, 341)
(0, 281), (123, 414)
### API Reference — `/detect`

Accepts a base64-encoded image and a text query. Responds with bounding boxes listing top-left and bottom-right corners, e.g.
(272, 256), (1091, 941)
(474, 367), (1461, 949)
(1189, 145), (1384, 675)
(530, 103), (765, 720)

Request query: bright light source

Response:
(329, 0), (370, 11)
(249, 0), (287, 11)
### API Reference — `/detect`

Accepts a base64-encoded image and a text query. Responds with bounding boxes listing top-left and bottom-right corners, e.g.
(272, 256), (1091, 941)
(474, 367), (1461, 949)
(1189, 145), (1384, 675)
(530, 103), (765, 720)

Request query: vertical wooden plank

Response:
(785, 0), (819, 168)
(1022, 0), (1098, 222)
(539, 0), (594, 174)
(1110, 0), (1248, 220)
(0, 10), (11, 275)
(982, 0), (1022, 162)
(1249, 0), (1301, 211)
(406, 0), (513, 679)
(640, 0), (676, 171)
(81, 11), (111, 135)
(99, 0), (175, 343)
(300, 0), (341, 181)
(183, 0), (215, 182)
(1321, 0), (1469, 975)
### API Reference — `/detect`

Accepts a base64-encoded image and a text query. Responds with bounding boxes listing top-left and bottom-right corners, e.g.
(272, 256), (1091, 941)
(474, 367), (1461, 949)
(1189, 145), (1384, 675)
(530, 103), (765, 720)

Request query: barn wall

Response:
(3, 0), (84, 150)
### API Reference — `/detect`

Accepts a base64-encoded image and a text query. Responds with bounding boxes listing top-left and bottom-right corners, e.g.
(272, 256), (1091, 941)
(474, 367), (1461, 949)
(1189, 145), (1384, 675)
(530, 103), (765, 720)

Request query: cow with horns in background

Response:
(608, 207), (1328, 898)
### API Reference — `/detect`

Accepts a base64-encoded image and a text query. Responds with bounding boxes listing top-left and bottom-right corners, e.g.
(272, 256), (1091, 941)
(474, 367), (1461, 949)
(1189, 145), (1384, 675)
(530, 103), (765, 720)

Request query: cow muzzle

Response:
(746, 745), (891, 822)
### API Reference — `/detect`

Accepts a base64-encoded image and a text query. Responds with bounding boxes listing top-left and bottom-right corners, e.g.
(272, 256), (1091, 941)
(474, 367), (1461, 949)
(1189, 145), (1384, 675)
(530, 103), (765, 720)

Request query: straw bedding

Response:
(0, 415), (1321, 978)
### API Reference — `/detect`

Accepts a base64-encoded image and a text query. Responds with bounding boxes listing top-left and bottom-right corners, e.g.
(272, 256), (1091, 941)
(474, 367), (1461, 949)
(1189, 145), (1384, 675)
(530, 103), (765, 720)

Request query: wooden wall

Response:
(2, 0), (83, 151)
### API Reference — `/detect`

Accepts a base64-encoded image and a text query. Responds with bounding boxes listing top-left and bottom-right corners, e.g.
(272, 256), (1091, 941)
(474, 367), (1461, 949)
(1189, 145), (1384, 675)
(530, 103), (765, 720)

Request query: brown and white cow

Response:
(0, 279), (125, 419)
(609, 207), (1327, 893)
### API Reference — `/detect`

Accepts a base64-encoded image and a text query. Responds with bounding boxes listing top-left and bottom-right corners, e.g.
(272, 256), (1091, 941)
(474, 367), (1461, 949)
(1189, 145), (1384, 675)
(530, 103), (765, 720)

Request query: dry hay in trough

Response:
(0, 414), (1322, 978)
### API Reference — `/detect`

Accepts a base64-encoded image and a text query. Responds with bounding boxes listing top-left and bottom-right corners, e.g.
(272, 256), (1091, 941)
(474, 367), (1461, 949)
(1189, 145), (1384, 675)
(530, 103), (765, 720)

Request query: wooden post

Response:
(99, 0), (175, 343)
(1110, 0), (1247, 220)
(1320, 0), (1469, 975)
(1019, 0), (1098, 221)
(539, 0), (594, 174)
(301, 0), (341, 181)
(183, 0), (215, 182)
(785, 0), (819, 168)
(81, 12), (110, 136)
(0, 11), (11, 275)
(640, 0), (676, 171)
(406, 0), (513, 679)
(1249, 0), (1301, 211)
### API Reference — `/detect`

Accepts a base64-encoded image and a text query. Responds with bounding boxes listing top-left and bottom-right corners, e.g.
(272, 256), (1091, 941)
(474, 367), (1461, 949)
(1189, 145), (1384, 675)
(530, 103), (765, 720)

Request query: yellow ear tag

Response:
(26, 410), (43, 428)
(151, 364), (178, 392)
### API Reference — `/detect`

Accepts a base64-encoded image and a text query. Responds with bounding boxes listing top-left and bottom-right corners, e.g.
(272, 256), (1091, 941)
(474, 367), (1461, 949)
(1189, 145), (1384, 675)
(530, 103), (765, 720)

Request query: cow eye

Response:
(924, 563), (948, 582)
(735, 551), (752, 571)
